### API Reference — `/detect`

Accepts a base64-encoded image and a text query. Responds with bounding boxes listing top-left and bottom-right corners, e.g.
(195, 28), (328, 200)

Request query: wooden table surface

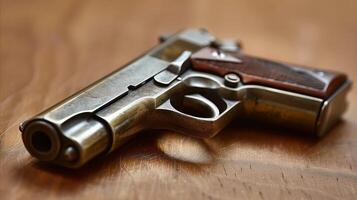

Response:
(1, 0), (357, 199)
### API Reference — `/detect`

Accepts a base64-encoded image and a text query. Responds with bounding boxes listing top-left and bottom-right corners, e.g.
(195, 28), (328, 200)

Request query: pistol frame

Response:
(20, 29), (351, 168)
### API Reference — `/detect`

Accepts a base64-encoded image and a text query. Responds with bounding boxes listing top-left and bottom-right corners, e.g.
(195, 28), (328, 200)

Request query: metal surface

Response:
(63, 146), (78, 162)
(224, 73), (240, 88)
(154, 51), (192, 86)
(20, 29), (351, 168)
(316, 81), (352, 136)
(211, 39), (243, 52)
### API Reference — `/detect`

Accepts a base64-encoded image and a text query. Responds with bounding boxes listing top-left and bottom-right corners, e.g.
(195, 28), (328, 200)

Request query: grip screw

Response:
(224, 73), (240, 88)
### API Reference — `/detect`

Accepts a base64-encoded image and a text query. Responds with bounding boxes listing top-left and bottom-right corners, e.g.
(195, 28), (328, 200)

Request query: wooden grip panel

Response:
(191, 47), (347, 99)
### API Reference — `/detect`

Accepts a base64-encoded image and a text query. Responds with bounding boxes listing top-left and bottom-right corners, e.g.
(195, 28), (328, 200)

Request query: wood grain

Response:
(1, 0), (357, 199)
(191, 47), (347, 99)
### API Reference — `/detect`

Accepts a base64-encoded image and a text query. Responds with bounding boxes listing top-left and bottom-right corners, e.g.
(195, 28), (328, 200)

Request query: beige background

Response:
(1, 0), (357, 199)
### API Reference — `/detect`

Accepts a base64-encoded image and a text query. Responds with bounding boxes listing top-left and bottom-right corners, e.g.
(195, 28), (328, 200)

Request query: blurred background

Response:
(1, 0), (357, 199)
(2, 0), (357, 115)
(1, 0), (357, 105)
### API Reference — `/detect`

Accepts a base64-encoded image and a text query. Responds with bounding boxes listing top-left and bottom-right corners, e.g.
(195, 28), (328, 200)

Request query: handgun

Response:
(20, 29), (351, 168)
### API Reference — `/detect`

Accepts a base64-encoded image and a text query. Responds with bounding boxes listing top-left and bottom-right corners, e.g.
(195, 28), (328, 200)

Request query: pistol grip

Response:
(191, 47), (351, 136)
(191, 47), (347, 99)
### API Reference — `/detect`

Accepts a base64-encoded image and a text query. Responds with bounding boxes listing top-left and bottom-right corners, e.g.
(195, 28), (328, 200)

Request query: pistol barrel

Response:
(21, 117), (111, 168)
